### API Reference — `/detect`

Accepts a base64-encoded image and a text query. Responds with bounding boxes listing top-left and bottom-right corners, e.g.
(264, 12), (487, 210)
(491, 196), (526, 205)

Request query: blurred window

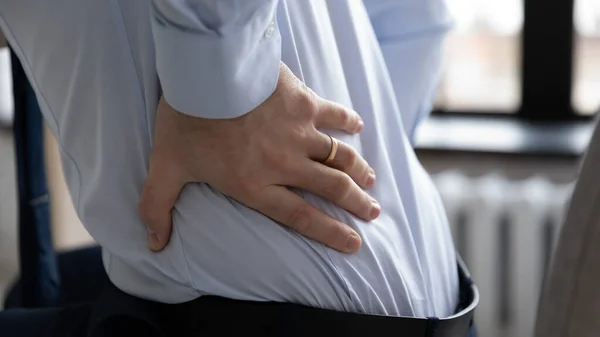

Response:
(436, 0), (523, 112)
(0, 48), (12, 125)
(573, 0), (600, 115)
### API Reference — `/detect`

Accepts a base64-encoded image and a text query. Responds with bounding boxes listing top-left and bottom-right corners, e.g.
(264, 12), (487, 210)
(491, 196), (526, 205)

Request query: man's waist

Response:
(89, 259), (477, 337)
(104, 225), (457, 316)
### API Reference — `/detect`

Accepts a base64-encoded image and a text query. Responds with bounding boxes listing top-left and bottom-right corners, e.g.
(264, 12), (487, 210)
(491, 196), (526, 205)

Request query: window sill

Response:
(414, 114), (595, 158)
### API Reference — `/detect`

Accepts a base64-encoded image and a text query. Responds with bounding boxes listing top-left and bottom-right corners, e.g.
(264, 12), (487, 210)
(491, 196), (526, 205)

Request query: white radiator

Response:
(432, 172), (573, 337)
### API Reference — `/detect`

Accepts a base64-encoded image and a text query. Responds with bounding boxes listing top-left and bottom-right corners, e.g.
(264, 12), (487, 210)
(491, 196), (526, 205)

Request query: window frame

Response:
(433, 0), (592, 122)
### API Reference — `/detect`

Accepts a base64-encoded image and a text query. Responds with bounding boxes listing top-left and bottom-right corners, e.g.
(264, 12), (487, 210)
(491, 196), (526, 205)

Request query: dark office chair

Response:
(3, 48), (108, 311)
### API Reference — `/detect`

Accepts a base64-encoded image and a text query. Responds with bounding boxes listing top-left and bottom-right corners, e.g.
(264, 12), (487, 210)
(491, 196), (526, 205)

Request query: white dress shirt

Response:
(0, 0), (458, 317)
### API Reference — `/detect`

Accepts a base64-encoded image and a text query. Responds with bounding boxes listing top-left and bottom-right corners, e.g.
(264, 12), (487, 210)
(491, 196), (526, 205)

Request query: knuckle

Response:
(230, 167), (246, 183)
(237, 177), (260, 196)
(221, 179), (242, 196)
(289, 205), (312, 232)
(329, 174), (353, 203)
(138, 201), (159, 225)
(290, 126), (310, 145)
(264, 147), (293, 172)
(337, 107), (351, 125)
(297, 92), (319, 119)
(343, 147), (358, 170)
(231, 168), (260, 195)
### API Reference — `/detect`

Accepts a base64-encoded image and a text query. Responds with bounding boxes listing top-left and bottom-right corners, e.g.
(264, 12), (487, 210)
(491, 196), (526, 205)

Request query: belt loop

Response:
(425, 317), (439, 337)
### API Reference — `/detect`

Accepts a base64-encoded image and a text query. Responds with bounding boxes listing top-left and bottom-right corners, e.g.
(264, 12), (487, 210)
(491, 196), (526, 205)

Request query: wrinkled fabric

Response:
(0, 0), (457, 317)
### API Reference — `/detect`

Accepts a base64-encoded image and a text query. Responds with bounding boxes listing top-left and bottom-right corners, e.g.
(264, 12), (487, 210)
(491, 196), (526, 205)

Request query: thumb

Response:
(138, 159), (186, 252)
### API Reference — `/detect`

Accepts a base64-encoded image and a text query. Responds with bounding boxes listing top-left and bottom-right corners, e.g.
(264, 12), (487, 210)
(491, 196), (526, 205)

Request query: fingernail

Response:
(345, 233), (362, 253)
(354, 120), (364, 133)
(370, 201), (381, 219)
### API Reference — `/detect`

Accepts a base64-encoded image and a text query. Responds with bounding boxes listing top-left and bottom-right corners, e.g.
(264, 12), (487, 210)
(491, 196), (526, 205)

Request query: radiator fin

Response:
(433, 172), (572, 337)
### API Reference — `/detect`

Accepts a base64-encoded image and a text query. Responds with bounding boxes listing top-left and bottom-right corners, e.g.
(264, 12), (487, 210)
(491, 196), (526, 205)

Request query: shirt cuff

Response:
(152, 17), (281, 119)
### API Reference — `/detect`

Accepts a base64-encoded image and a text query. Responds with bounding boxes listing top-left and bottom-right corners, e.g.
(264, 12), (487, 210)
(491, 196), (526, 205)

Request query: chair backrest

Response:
(11, 48), (60, 307)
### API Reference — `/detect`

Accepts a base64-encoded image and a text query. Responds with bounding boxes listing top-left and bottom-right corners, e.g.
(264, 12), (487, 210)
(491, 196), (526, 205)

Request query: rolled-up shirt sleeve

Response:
(151, 0), (281, 119)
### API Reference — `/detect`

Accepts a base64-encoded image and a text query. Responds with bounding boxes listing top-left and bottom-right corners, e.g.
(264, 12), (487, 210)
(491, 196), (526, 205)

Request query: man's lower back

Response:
(0, 0), (458, 318)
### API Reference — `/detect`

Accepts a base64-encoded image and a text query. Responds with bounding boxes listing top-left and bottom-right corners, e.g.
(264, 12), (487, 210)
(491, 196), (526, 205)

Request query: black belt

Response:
(90, 258), (478, 337)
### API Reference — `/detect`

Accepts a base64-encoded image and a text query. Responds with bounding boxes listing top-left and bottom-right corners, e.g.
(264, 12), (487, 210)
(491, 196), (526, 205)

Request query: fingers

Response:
(326, 139), (376, 189)
(138, 159), (186, 252)
(313, 99), (363, 134)
(252, 186), (362, 253)
(308, 133), (375, 190)
(288, 161), (380, 222)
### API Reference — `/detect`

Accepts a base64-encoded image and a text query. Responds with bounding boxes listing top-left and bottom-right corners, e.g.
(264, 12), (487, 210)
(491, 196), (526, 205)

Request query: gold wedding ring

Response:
(323, 135), (339, 165)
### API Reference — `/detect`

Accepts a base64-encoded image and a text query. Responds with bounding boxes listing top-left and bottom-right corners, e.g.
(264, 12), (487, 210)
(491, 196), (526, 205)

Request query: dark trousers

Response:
(1, 247), (105, 337)
(4, 246), (108, 309)
(0, 306), (90, 337)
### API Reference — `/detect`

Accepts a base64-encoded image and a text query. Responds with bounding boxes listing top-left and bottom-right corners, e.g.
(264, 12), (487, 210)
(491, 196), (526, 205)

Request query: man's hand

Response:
(139, 64), (379, 253)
